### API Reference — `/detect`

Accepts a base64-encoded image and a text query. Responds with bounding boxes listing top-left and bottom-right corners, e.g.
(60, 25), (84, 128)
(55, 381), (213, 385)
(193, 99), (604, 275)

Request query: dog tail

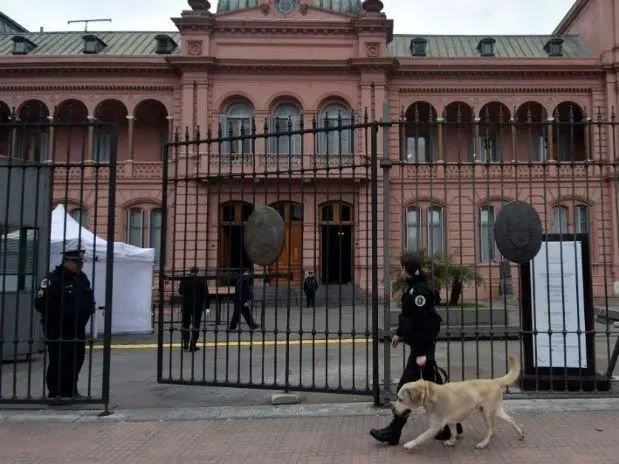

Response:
(495, 354), (520, 387)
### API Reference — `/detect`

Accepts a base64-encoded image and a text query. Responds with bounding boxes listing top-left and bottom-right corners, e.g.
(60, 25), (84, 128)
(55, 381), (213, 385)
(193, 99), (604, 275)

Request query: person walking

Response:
(369, 252), (463, 445)
(34, 249), (95, 399)
(178, 267), (210, 352)
(229, 268), (259, 330)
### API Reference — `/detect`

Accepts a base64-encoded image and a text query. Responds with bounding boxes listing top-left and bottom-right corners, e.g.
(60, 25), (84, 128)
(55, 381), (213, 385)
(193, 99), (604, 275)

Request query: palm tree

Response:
(391, 249), (483, 306)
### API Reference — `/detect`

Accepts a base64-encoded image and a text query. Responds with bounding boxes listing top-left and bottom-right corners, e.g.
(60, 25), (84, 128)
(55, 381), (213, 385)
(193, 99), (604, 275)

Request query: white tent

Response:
(48, 204), (154, 336)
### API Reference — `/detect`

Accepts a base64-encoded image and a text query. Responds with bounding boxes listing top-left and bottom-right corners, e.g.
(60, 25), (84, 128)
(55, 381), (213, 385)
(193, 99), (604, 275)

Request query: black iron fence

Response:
(0, 104), (116, 408)
(158, 99), (619, 402)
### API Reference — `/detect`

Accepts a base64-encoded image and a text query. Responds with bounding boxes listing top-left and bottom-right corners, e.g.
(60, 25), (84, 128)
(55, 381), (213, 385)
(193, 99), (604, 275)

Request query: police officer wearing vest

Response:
(370, 252), (463, 445)
(34, 249), (95, 399)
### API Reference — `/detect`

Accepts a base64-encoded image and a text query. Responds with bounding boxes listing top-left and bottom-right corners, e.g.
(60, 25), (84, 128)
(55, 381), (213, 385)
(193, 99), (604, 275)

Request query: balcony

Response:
(50, 160), (163, 182)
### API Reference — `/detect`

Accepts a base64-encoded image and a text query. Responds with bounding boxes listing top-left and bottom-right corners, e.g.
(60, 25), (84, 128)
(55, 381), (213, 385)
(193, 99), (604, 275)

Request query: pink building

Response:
(1, 0), (618, 300)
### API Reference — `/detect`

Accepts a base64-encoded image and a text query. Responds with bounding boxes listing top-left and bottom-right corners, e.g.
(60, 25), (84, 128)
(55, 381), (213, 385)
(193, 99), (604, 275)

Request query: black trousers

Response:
(305, 292), (315, 307)
(397, 342), (441, 391)
(45, 338), (85, 398)
(229, 303), (256, 330)
(181, 303), (204, 346)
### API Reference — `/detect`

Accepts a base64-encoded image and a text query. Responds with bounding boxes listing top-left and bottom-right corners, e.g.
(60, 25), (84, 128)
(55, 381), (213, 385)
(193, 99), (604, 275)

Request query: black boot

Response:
(434, 423), (464, 440)
(370, 416), (408, 445)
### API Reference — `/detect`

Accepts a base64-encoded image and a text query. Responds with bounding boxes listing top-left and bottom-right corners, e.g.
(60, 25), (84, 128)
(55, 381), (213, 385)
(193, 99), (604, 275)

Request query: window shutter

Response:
(468, 135), (475, 161)
(291, 116), (301, 154)
(494, 134), (502, 162)
(218, 115), (230, 155)
(266, 116), (276, 154)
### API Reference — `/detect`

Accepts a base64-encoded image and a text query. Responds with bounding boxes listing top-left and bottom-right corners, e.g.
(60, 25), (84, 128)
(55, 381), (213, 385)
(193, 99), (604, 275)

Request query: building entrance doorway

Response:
(319, 201), (353, 284)
(269, 201), (303, 284)
(218, 201), (254, 273)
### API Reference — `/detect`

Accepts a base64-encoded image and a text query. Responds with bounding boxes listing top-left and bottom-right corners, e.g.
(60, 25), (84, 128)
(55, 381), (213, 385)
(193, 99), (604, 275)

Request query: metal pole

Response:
(371, 120), (380, 406)
(380, 102), (392, 405)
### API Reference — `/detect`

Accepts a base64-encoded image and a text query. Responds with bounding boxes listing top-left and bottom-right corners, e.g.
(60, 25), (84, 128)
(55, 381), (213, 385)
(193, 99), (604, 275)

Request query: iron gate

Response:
(158, 97), (619, 403)
(158, 111), (381, 400)
(0, 102), (116, 408)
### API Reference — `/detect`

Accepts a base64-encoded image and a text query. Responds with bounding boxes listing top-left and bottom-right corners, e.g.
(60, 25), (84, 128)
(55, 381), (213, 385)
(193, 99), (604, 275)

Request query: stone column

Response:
(87, 115), (95, 162)
(46, 115), (55, 162)
(126, 115), (135, 161)
(436, 116), (444, 161)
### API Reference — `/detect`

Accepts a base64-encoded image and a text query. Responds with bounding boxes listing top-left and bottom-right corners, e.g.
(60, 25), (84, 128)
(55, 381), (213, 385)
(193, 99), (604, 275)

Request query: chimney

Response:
(40, 27), (44, 32)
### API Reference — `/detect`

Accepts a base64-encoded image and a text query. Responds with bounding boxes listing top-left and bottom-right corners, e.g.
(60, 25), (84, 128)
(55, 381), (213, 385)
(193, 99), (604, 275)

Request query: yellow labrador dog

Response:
(392, 354), (524, 451)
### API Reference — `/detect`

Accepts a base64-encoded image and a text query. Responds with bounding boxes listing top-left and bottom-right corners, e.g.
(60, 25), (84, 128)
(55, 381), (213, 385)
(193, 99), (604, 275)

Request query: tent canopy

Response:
(50, 204), (154, 263)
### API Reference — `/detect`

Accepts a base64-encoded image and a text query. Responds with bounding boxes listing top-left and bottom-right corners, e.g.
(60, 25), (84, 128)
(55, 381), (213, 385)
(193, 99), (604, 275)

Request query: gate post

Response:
(379, 102), (393, 406)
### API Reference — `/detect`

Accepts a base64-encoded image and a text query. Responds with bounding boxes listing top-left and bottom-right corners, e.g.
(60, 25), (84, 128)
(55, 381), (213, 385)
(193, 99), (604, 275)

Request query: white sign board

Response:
(530, 241), (587, 368)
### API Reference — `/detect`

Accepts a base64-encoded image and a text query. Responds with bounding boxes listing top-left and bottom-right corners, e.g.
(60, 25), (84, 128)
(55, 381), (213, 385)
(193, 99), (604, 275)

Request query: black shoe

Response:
(434, 425), (452, 440)
(249, 323), (260, 330)
(456, 423), (464, 435)
(72, 393), (84, 399)
(188, 345), (200, 352)
(370, 416), (408, 445)
(182, 342), (189, 351)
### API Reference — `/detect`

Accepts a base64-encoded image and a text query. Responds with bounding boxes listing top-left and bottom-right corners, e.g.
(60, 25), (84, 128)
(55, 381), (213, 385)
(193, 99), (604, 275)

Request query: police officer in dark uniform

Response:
(229, 268), (259, 330)
(302, 270), (319, 308)
(34, 249), (95, 399)
(370, 252), (463, 445)
(179, 267), (211, 352)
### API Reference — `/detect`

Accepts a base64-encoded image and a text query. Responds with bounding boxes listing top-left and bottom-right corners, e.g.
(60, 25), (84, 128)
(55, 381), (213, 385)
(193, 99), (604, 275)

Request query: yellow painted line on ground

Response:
(94, 338), (372, 350)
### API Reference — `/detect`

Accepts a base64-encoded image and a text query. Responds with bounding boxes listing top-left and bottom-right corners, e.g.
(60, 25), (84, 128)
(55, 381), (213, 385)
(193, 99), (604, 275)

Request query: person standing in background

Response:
(179, 267), (210, 352)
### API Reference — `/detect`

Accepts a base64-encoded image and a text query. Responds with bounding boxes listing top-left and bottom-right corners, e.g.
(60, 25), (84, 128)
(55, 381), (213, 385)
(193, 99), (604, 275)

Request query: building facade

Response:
(1, 0), (618, 300)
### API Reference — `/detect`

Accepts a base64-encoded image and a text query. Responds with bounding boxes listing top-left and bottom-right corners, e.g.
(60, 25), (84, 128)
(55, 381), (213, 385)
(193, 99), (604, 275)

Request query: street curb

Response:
(1, 398), (619, 423)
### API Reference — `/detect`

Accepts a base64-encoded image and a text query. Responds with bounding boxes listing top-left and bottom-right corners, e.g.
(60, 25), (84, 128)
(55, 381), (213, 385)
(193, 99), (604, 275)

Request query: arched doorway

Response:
(319, 201), (353, 284)
(218, 201), (254, 271)
(269, 201), (303, 284)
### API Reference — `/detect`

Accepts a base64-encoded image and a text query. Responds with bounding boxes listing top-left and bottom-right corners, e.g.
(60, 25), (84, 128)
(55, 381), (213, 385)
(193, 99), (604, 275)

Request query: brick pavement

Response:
(0, 408), (617, 464)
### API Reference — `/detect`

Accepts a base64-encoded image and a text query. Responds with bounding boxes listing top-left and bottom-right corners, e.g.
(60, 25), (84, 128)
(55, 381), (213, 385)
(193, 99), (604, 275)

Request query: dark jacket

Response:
(395, 276), (443, 358)
(33, 266), (96, 339)
(178, 276), (210, 310)
(234, 274), (253, 307)
(303, 276), (319, 294)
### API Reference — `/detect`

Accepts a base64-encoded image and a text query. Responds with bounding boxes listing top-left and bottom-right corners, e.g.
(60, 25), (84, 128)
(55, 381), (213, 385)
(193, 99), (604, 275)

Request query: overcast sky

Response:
(2, 0), (577, 35)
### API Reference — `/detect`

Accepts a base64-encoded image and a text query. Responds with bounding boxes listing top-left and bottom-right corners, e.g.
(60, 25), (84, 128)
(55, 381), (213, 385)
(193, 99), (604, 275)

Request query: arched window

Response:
(126, 208), (144, 247)
(405, 206), (420, 251)
(317, 104), (352, 155)
(69, 208), (87, 227)
(269, 103), (301, 154)
(219, 102), (252, 156)
(479, 205), (495, 262)
(552, 205), (568, 233)
(149, 208), (162, 264)
(427, 206), (444, 256)
(552, 204), (590, 234)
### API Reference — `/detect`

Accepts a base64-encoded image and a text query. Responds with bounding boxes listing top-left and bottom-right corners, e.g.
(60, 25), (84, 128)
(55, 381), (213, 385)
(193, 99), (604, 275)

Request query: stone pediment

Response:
(215, 2), (355, 24)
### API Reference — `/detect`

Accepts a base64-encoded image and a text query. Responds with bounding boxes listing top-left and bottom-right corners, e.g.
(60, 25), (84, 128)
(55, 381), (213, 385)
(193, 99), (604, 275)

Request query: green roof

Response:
(388, 35), (593, 58)
(0, 11), (27, 34)
(217, 0), (361, 14)
(0, 31), (180, 56)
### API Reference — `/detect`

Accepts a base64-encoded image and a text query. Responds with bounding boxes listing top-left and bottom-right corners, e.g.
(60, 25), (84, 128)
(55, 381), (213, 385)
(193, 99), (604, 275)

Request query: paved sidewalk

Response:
(1, 400), (618, 464)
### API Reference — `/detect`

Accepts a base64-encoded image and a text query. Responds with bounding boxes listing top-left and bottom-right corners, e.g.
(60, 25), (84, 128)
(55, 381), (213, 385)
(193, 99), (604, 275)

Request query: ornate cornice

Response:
(0, 59), (175, 75)
(395, 69), (602, 79)
(0, 84), (176, 92)
(398, 87), (593, 94)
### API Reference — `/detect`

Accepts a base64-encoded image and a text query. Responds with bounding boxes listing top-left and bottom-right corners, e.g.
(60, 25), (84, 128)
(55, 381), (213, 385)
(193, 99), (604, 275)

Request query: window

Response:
(469, 135), (501, 162)
(127, 208), (144, 247)
(427, 206), (444, 256)
(149, 209), (162, 264)
(219, 103), (252, 156)
(532, 135), (548, 162)
(17, 131), (48, 162)
(405, 207), (420, 251)
(0, 227), (37, 292)
(544, 38), (564, 57)
(11, 36), (36, 55)
(477, 38), (495, 57)
(405, 136), (429, 163)
(553, 205), (568, 233)
(83, 35), (106, 54)
(70, 209), (87, 227)
(410, 37), (427, 57)
(93, 129), (112, 163)
(552, 204), (590, 235)
(479, 206), (495, 262)
(317, 104), (352, 155)
(155, 34), (177, 54)
(556, 131), (573, 162)
(575, 205), (589, 234)
(269, 103), (301, 154)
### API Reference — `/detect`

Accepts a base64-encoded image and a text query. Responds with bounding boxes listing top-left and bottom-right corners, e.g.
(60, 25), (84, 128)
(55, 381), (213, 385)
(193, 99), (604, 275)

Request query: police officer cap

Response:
(62, 249), (85, 262)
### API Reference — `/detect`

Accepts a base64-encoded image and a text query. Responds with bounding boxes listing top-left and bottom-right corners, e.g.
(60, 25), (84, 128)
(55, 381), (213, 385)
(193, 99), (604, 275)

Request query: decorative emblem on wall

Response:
(187, 40), (202, 56)
(275, 0), (296, 14)
(244, 206), (286, 266)
(366, 42), (380, 57)
(494, 200), (543, 264)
